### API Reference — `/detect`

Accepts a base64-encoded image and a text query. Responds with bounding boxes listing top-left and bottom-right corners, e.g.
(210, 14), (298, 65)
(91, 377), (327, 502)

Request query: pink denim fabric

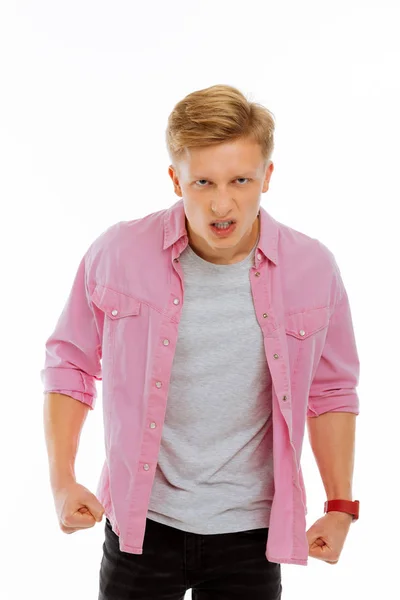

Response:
(41, 198), (360, 566)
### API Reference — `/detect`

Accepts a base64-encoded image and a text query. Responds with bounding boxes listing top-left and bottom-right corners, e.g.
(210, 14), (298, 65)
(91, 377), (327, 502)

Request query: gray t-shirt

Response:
(147, 231), (274, 534)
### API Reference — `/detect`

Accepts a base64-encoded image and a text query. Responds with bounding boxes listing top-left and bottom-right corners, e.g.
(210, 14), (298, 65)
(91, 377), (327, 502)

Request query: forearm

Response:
(43, 392), (89, 492)
(307, 411), (357, 501)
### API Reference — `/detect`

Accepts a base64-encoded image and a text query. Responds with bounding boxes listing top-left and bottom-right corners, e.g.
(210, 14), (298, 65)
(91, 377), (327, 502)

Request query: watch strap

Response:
(324, 499), (360, 521)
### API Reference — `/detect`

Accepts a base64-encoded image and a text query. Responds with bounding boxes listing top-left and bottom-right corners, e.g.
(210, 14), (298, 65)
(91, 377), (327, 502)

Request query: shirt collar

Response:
(163, 198), (279, 265)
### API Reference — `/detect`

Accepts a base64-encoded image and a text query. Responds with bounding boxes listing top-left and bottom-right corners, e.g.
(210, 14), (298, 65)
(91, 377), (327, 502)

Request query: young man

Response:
(43, 85), (360, 600)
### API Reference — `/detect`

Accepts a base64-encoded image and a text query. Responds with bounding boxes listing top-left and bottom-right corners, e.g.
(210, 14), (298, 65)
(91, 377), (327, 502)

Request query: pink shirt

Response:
(41, 198), (360, 566)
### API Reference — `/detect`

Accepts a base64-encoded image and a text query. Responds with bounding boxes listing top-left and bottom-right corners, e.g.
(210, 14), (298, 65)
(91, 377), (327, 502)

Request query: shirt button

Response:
(262, 313), (269, 318)
(283, 395), (288, 401)
(111, 309), (118, 316)
(155, 381), (162, 388)
(273, 353), (279, 359)
(163, 339), (170, 346)
(150, 422), (156, 429)
(257, 253), (262, 260)
(299, 330), (305, 336)
(254, 272), (261, 277)
(173, 298), (180, 305)
(143, 464), (150, 471)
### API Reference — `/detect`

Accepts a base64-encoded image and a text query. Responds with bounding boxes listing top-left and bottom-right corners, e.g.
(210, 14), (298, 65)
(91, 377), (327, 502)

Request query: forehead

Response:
(179, 139), (264, 179)
(181, 160), (261, 179)
(190, 169), (258, 178)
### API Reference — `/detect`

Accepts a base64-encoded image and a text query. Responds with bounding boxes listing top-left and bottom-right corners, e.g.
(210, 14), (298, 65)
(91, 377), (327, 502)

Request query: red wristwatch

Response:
(324, 499), (360, 522)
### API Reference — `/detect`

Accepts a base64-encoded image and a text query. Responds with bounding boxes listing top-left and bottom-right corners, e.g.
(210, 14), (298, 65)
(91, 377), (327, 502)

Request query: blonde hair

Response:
(166, 84), (275, 173)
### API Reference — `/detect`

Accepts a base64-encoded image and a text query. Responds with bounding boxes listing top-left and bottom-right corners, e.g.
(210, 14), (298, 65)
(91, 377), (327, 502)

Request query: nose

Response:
(211, 205), (234, 218)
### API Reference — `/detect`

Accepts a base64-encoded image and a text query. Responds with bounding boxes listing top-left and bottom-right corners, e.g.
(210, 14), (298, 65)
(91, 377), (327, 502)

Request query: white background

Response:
(1, 1), (399, 598)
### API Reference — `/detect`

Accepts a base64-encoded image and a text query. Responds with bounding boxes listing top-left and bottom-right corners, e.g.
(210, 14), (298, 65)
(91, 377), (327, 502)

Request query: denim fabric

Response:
(42, 197), (360, 564)
(98, 517), (282, 599)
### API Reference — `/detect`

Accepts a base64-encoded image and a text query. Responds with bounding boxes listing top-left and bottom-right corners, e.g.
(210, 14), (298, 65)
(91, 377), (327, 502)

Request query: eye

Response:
(195, 178), (250, 187)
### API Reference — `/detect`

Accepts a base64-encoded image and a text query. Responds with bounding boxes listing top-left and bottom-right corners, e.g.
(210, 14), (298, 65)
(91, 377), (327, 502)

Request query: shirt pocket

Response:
(284, 306), (330, 375)
(89, 284), (142, 427)
(90, 284), (141, 320)
(90, 283), (142, 359)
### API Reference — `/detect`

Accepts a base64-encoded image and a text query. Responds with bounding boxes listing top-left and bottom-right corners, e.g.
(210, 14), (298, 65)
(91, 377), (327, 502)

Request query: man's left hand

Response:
(306, 511), (353, 564)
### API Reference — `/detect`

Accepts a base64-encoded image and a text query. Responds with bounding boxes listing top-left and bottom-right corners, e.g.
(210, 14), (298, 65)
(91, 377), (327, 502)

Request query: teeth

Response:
(213, 221), (232, 228)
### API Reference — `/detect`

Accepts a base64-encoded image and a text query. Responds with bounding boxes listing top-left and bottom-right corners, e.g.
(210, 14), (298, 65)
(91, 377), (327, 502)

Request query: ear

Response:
(262, 161), (274, 193)
(168, 165), (182, 197)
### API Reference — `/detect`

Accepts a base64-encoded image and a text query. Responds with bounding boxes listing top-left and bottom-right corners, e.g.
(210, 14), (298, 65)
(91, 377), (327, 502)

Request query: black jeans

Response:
(98, 516), (282, 599)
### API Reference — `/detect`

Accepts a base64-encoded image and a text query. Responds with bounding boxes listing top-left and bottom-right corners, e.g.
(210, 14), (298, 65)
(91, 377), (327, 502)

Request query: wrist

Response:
(50, 471), (76, 493)
(326, 510), (353, 522)
(324, 499), (360, 522)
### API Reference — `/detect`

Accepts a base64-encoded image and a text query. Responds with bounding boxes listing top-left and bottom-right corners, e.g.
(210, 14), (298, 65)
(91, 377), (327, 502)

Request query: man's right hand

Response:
(53, 481), (105, 534)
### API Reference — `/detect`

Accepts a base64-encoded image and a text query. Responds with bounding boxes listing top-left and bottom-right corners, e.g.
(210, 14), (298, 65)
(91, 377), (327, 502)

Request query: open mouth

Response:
(210, 221), (237, 235)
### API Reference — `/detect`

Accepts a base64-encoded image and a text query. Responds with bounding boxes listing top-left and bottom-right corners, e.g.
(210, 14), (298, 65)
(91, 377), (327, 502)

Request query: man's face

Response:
(168, 136), (274, 264)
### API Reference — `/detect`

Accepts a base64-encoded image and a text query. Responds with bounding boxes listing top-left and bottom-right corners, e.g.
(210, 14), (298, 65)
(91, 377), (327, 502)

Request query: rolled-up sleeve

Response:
(40, 249), (101, 410)
(307, 285), (360, 418)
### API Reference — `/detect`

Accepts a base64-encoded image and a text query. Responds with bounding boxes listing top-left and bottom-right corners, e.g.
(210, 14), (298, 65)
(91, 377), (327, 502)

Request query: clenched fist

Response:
(53, 481), (105, 534)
